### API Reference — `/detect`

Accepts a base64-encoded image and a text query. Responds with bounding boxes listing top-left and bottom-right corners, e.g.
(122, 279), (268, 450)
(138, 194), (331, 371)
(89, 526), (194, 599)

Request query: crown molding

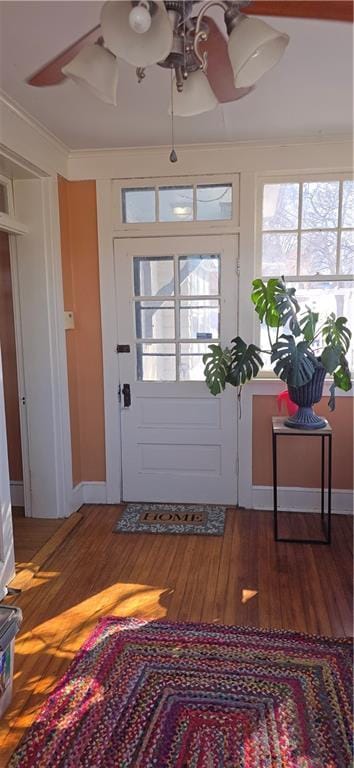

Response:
(67, 134), (354, 180)
(68, 133), (353, 159)
(0, 88), (352, 181)
(0, 90), (68, 177)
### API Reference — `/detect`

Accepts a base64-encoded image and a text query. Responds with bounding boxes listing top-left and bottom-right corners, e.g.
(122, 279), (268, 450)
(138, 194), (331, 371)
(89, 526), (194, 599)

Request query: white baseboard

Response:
(71, 481), (107, 512)
(10, 481), (24, 506)
(252, 485), (353, 515)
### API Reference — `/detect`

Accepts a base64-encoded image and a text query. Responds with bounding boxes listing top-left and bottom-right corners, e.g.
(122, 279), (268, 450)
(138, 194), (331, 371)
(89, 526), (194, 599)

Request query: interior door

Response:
(114, 235), (238, 504)
(0, 346), (15, 598)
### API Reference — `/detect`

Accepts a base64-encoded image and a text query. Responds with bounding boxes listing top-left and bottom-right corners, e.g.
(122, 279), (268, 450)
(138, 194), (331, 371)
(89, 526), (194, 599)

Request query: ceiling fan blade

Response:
(246, 1), (353, 23)
(201, 17), (253, 103)
(27, 25), (101, 87)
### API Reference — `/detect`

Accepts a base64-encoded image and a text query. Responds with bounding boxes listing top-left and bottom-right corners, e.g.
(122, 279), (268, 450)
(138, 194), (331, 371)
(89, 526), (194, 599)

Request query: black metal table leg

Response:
(272, 431), (278, 541)
(321, 434), (325, 522)
(327, 433), (332, 545)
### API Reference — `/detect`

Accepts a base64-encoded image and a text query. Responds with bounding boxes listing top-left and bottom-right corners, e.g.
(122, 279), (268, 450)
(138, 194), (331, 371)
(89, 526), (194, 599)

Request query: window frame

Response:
(256, 172), (354, 374)
(132, 252), (222, 382)
(112, 175), (239, 235)
(0, 173), (15, 217)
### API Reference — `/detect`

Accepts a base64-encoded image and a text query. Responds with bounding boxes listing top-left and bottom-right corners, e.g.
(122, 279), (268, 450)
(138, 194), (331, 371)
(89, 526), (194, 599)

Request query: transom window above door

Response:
(133, 253), (220, 381)
(122, 184), (232, 224)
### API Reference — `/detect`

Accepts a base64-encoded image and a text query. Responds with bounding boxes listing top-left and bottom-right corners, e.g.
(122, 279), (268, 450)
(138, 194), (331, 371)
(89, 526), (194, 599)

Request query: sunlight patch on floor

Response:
(241, 589), (258, 604)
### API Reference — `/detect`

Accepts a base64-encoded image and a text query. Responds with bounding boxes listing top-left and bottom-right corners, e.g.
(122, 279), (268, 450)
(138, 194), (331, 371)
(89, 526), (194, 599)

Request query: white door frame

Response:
(96, 178), (241, 504)
(0, 159), (73, 519)
(1, 214), (32, 515)
(12, 176), (72, 518)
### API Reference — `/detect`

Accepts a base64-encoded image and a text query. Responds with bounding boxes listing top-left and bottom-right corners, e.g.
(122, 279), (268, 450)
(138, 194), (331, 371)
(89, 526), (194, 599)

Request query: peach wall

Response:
(253, 394), (353, 489)
(58, 178), (105, 484)
(0, 231), (23, 481)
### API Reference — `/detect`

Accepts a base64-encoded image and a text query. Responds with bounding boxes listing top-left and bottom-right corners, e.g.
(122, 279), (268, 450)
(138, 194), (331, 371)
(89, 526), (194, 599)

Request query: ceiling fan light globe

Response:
(169, 70), (218, 117)
(62, 44), (119, 105)
(228, 16), (289, 88)
(129, 3), (152, 33)
(101, 1), (173, 67)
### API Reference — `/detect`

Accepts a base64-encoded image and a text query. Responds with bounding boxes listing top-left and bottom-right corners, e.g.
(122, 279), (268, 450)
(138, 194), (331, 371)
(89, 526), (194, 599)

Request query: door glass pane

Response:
(135, 301), (175, 339)
(302, 181), (339, 229)
(137, 343), (176, 381)
(340, 231), (354, 274)
(122, 188), (156, 223)
(134, 257), (174, 296)
(0, 184), (8, 214)
(342, 180), (354, 227)
(300, 231), (337, 274)
(158, 187), (193, 222)
(262, 232), (297, 276)
(196, 184), (232, 220)
(179, 254), (220, 295)
(180, 299), (220, 339)
(262, 183), (299, 230)
(180, 342), (210, 381)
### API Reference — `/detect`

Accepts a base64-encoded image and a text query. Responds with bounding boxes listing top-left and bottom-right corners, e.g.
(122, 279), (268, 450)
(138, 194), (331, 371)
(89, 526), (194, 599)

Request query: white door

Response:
(115, 235), (238, 504)
(0, 347), (15, 597)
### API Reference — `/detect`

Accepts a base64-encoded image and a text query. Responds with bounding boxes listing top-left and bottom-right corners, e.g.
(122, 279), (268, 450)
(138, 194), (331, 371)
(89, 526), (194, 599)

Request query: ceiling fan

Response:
(27, 0), (353, 119)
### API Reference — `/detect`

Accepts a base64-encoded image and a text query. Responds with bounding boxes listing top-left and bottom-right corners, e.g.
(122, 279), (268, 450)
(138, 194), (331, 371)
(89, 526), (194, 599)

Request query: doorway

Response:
(0, 231), (30, 517)
(114, 235), (238, 504)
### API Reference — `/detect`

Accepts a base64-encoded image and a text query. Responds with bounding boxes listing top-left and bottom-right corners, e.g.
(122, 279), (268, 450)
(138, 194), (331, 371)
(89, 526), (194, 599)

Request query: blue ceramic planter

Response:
(285, 364), (327, 430)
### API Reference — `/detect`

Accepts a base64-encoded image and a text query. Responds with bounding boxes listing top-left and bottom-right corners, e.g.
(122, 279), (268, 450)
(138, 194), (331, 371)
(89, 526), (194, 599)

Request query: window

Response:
(122, 184), (232, 224)
(133, 254), (220, 381)
(260, 179), (354, 368)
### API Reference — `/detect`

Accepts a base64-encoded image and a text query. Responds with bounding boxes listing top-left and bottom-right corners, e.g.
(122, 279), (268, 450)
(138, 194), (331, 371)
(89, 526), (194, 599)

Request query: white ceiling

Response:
(0, 1), (353, 150)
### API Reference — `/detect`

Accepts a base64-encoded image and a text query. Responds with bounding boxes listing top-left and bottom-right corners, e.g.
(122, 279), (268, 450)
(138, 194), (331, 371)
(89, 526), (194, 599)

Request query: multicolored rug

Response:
(114, 503), (226, 535)
(10, 619), (353, 768)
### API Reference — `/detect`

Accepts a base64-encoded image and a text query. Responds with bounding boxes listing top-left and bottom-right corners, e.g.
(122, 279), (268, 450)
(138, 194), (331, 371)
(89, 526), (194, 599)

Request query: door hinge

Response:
(236, 259), (240, 277)
(118, 385), (121, 403)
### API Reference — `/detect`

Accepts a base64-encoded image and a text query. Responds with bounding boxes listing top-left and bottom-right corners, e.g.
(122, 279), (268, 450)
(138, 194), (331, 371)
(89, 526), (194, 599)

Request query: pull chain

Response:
(169, 69), (177, 163)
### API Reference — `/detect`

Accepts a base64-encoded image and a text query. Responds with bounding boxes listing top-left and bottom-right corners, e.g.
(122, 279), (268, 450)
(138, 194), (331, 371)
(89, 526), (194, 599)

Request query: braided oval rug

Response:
(10, 618), (353, 768)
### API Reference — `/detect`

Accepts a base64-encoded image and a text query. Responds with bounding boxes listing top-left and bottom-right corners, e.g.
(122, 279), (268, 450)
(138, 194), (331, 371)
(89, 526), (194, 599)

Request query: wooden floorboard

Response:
(1, 505), (353, 764)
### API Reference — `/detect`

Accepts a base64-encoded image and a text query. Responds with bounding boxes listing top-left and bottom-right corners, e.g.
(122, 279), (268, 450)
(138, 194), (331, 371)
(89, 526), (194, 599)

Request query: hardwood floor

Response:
(12, 507), (63, 568)
(1, 505), (353, 764)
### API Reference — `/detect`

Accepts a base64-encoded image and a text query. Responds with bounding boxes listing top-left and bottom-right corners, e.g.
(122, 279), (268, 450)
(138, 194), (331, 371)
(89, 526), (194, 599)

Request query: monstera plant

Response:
(203, 277), (352, 429)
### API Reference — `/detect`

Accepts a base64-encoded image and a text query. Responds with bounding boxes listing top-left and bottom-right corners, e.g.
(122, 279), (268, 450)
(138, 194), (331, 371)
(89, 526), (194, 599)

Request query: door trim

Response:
(8, 232), (32, 516)
(97, 178), (240, 503)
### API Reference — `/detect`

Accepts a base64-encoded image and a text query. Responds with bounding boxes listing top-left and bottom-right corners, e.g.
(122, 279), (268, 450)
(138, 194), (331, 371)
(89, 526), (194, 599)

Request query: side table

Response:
(272, 416), (332, 545)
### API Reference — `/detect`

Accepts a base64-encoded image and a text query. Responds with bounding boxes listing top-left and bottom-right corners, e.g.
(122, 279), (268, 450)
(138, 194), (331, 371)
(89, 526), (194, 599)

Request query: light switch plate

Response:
(64, 310), (75, 330)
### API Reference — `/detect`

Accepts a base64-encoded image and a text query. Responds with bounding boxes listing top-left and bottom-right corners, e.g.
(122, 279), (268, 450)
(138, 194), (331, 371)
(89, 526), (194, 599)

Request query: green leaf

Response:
(328, 381), (336, 412)
(321, 345), (341, 374)
(203, 345), (232, 396)
(271, 334), (316, 387)
(251, 278), (280, 328)
(322, 313), (352, 354)
(273, 278), (301, 335)
(333, 354), (352, 392)
(299, 308), (319, 342)
(328, 355), (352, 411)
(227, 337), (263, 386)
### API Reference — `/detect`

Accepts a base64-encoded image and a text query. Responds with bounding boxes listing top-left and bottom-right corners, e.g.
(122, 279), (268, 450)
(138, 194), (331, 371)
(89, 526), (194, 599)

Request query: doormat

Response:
(114, 503), (226, 536)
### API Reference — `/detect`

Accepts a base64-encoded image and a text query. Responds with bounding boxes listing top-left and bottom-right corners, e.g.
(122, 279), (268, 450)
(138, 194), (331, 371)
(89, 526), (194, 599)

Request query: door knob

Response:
(122, 383), (131, 408)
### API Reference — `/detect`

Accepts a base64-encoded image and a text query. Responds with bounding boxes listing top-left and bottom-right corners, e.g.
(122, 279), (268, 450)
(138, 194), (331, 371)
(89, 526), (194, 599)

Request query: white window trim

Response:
(256, 172), (354, 277)
(112, 174), (240, 236)
(254, 172), (354, 377)
(0, 173), (15, 217)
